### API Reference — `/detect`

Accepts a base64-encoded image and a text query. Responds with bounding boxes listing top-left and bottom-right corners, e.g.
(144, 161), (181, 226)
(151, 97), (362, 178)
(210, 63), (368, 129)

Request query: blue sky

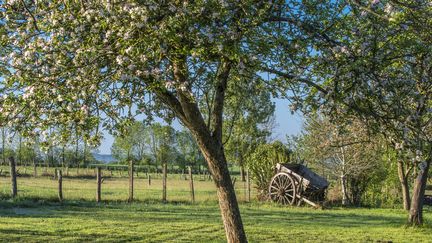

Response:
(97, 98), (304, 154)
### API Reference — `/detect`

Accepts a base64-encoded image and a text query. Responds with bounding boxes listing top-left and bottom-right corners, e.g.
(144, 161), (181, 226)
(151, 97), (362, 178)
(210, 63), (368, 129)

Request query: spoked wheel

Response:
(269, 172), (297, 205)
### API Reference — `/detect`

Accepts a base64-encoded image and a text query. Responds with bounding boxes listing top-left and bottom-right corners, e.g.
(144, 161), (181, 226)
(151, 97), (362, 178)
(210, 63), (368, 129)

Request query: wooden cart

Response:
(268, 163), (329, 208)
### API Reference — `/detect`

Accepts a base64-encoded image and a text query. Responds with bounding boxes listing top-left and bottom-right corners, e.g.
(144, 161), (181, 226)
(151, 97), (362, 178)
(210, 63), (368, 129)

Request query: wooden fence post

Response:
(9, 157), (17, 198)
(129, 160), (134, 202)
(246, 170), (251, 202)
(96, 167), (102, 202)
(58, 169), (63, 202)
(148, 174), (151, 186)
(189, 166), (195, 203)
(162, 163), (167, 202)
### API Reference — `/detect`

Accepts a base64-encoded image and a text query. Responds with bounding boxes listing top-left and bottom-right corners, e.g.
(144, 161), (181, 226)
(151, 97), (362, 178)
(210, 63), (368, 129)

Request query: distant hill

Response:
(92, 153), (116, 164)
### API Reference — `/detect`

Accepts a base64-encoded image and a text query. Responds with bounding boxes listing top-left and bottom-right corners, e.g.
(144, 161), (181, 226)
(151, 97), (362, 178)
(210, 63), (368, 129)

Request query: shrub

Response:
(246, 141), (290, 200)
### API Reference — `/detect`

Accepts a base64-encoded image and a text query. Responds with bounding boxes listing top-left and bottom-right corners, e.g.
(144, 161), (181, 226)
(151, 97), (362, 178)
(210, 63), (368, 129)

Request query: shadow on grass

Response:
(0, 228), (145, 242)
(1, 195), (431, 231)
(0, 194), (206, 208)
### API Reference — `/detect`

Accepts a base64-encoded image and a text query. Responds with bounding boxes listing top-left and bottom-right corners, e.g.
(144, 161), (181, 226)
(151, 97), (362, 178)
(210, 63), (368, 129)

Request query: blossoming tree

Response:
(1, 1), (339, 241)
(285, 0), (432, 225)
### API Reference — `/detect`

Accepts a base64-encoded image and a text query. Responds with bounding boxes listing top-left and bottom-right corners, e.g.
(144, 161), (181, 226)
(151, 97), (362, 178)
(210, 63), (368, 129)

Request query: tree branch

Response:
(211, 59), (232, 143)
(262, 67), (328, 94)
(20, 0), (40, 32)
(265, 16), (341, 46)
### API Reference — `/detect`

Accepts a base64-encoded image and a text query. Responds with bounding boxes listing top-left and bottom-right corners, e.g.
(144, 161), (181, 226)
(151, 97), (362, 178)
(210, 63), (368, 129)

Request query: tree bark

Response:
(9, 157), (17, 198)
(341, 174), (349, 206)
(33, 158), (37, 177)
(246, 170), (251, 202)
(159, 58), (246, 242)
(408, 159), (430, 225)
(240, 164), (246, 182)
(397, 160), (411, 210)
(195, 138), (247, 243)
(1, 128), (5, 166)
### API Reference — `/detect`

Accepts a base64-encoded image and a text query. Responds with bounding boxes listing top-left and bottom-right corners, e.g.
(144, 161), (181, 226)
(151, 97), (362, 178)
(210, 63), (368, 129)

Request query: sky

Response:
(96, 98), (304, 154)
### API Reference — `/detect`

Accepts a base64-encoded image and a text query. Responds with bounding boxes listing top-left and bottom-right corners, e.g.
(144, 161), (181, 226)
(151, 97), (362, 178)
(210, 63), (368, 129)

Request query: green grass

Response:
(0, 168), (431, 242)
(0, 166), (255, 202)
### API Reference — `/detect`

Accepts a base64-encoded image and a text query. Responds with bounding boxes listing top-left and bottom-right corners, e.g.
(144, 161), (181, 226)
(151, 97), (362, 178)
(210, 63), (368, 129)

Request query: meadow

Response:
(0, 167), (431, 242)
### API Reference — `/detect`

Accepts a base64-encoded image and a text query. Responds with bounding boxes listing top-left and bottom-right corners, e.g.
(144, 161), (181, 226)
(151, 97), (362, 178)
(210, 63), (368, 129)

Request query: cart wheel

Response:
(269, 172), (297, 205)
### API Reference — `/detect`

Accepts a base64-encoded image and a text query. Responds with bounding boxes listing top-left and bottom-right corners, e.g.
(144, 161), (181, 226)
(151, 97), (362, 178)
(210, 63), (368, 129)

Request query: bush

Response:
(246, 141), (290, 200)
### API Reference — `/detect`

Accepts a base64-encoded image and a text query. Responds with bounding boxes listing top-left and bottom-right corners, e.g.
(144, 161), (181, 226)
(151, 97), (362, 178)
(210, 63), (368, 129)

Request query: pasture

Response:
(0, 168), (430, 242)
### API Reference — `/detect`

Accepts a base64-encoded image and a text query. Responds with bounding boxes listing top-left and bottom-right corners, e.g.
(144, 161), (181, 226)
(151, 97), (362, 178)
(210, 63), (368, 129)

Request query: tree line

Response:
(0, 127), (97, 175)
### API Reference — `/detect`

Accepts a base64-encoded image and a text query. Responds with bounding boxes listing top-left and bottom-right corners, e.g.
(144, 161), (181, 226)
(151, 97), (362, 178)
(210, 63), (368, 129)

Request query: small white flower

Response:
(116, 55), (124, 65)
(371, 0), (380, 5)
(125, 46), (133, 55)
(179, 84), (188, 92)
(384, 3), (394, 14)
(165, 81), (175, 89)
(23, 50), (32, 60)
(81, 105), (89, 114)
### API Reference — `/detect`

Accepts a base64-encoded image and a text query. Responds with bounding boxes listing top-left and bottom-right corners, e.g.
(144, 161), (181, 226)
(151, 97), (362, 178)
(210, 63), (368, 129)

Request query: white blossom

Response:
(165, 80), (175, 89)
(81, 105), (89, 115)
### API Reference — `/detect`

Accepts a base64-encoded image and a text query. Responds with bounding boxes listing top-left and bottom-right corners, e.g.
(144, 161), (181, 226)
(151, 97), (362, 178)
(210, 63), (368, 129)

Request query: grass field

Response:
(0, 167), (431, 242)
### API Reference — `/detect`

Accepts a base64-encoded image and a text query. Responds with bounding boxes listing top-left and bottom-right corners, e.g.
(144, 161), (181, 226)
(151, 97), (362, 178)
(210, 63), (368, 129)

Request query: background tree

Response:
(296, 115), (385, 206)
(258, 1), (431, 225)
(176, 129), (206, 173)
(246, 141), (291, 200)
(305, 1), (431, 224)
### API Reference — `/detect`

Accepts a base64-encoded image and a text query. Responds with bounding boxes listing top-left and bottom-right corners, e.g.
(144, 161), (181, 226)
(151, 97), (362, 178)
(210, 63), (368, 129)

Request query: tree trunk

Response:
(187, 126), (246, 242)
(341, 174), (349, 206)
(1, 128), (5, 166)
(199, 142), (246, 243)
(160, 58), (246, 242)
(408, 159), (430, 226)
(33, 158), (37, 177)
(397, 160), (410, 210)
(9, 157), (17, 198)
(240, 164), (246, 182)
(246, 170), (251, 202)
